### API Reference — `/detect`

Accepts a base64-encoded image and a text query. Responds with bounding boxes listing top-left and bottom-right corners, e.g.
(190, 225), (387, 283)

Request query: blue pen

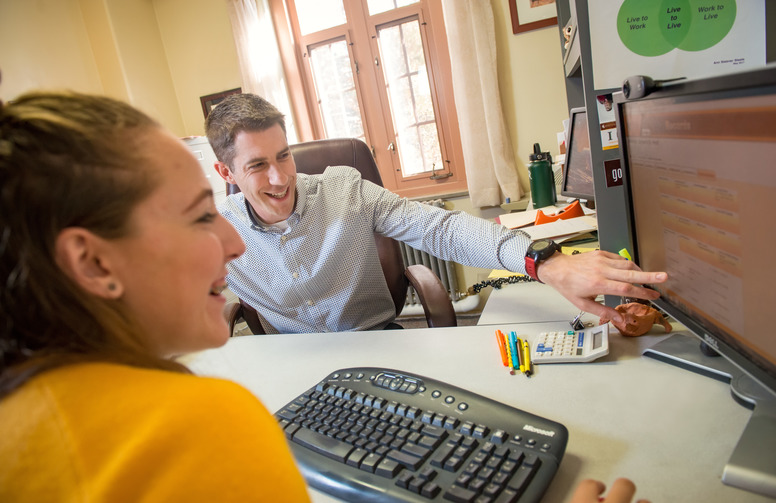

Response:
(508, 332), (520, 370)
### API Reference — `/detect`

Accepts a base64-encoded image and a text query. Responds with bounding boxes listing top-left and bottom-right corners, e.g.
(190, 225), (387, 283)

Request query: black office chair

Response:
(223, 137), (457, 335)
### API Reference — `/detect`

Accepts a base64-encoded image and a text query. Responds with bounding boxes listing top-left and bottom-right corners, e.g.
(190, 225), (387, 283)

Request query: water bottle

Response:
(528, 143), (556, 209)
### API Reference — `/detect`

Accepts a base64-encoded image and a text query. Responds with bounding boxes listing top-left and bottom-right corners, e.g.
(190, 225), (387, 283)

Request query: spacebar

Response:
(292, 428), (354, 463)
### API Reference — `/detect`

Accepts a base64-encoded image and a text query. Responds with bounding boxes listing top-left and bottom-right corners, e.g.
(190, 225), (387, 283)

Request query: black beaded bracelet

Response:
(467, 274), (535, 295)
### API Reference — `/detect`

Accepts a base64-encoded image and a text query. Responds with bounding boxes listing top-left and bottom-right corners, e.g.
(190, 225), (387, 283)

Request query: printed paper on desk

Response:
(496, 204), (595, 230)
(495, 206), (556, 229)
(521, 215), (597, 241)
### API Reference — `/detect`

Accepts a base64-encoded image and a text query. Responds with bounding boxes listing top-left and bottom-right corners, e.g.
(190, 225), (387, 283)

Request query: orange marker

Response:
(495, 330), (509, 367)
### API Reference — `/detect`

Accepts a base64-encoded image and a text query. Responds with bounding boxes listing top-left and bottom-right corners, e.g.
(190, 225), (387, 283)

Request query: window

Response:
(272, 0), (466, 197)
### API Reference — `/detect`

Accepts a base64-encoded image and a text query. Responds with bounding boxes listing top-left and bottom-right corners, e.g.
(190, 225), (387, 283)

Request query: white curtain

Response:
(225, 0), (297, 142)
(441, 1), (522, 208)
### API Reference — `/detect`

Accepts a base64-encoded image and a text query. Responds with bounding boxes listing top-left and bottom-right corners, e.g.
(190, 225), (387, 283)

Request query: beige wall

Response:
(153, 0), (242, 136)
(0, 0), (239, 137)
(492, 0), (569, 197)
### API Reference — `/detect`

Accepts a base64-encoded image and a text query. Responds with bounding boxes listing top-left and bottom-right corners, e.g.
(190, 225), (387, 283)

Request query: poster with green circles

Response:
(588, 0), (765, 91)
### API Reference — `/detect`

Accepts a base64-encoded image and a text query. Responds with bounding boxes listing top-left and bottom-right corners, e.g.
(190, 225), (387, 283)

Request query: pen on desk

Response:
(495, 330), (509, 367)
(509, 332), (523, 374)
(516, 335), (526, 374)
(522, 339), (533, 377)
(503, 332), (516, 375)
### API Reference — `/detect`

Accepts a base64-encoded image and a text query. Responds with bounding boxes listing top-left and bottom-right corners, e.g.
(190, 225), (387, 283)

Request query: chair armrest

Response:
(404, 264), (457, 328)
(223, 302), (242, 337)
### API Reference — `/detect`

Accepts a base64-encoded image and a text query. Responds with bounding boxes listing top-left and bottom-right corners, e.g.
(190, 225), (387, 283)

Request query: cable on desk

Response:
(467, 274), (535, 295)
(466, 250), (586, 295)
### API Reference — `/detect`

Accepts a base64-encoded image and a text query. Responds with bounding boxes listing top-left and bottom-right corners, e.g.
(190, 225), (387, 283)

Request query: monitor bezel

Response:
(614, 65), (776, 398)
(560, 107), (595, 201)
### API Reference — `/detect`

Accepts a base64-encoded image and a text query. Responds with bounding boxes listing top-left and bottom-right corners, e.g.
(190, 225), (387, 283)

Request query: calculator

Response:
(532, 324), (609, 363)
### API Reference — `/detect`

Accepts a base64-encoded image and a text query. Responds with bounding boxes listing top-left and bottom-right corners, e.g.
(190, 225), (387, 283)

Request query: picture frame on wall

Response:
(509, 0), (558, 34)
(200, 88), (242, 119)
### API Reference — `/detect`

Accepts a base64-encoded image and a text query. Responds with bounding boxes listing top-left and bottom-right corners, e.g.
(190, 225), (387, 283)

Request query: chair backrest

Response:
(226, 137), (409, 318)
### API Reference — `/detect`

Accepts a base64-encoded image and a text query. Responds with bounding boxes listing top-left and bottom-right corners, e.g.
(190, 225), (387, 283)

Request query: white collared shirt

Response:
(219, 166), (531, 333)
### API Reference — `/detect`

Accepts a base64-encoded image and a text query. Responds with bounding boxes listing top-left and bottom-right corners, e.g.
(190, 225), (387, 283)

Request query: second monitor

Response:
(561, 107), (595, 205)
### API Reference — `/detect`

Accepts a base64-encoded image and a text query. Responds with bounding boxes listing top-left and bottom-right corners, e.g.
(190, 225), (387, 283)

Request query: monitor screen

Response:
(615, 67), (776, 397)
(561, 107), (594, 200)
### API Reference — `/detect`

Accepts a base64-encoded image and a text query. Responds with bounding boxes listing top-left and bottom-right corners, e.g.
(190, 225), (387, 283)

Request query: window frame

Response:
(270, 0), (467, 198)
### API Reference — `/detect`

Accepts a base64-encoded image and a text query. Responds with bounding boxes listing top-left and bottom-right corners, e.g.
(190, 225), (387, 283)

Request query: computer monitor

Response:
(614, 65), (776, 498)
(561, 107), (595, 202)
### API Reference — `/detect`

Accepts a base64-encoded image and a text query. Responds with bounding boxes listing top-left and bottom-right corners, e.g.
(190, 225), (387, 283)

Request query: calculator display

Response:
(592, 330), (603, 350)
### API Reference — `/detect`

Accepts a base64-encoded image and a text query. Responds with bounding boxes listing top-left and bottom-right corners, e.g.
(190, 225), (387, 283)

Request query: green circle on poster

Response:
(617, 0), (738, 56)
(617, 0), (674, 56)
(658, 0), (691, 48)
(678, 0), (736, 51)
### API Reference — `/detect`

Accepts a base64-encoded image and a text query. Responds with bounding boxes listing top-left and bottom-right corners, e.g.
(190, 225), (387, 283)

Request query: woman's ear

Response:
(55, 228), (124, 299)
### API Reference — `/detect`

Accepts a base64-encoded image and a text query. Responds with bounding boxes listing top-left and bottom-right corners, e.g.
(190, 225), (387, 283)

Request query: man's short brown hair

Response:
(205, 93), (286, 170)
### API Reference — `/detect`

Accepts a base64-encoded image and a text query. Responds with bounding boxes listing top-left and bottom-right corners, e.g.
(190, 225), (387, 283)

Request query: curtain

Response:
(440, 1), (522, 208)
(225, 0), (297, 142)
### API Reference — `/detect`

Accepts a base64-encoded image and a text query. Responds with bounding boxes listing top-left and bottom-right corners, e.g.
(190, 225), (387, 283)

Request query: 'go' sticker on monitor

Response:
(617, 0), (736, 57)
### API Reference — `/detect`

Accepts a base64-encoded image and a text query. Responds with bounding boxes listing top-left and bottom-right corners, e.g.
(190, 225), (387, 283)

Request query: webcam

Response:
(622, 75), (685, 99)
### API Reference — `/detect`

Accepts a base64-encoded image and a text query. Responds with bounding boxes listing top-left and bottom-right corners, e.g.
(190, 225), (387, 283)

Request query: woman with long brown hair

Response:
(0, 90), (309, 501)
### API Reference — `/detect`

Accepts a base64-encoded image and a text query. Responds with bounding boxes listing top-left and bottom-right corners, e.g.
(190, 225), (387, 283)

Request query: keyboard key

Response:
(421, 482), (441, 498)
(360, 453), (382, 473)
(430, 441), (456, 468)
(418, 434), (443, 450)
(408, 477), (426, 494)
(387, 449), (424, 471)
(490, 429), (509, 444)
(376, 459), (403, 478)
(346, 448), (368, 468)
(401, 442), (431, 461)
(509, 465), (539, 496)
(292, 428), (354, 463)
(418, 466), (438, 481)
(444, 455), (464, 472)
(444, 485), (478, 502)
(493, 488), (520, 503)
(421, 424), (447, 438)
(395, 471), (414, 489)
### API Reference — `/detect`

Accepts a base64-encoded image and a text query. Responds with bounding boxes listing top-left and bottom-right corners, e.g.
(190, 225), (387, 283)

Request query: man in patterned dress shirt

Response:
(206, 94), (666, 334)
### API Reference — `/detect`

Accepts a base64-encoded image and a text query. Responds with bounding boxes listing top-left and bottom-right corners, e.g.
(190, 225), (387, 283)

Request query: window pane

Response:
(378, 19), (442, 177)
(295, 0), (346, 35)
(309, 40), (365, 141)
(367, 0), (419, 16)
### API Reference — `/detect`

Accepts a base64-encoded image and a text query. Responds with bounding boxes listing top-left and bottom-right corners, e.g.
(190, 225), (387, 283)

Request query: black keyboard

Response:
(274, 367), (568, 502)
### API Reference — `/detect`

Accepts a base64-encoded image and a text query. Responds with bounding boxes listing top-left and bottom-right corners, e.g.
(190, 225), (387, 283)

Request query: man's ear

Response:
(214, 162), (237, 185)
(55, 228), (123, 299)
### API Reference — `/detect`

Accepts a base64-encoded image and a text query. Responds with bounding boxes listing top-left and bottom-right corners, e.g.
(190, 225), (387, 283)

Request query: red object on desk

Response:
(534, 199), (585, 225)
(495, 330), (509, 367)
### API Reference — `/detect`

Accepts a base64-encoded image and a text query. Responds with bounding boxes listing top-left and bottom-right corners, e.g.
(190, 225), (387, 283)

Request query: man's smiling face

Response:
(216, 123), (297, 224)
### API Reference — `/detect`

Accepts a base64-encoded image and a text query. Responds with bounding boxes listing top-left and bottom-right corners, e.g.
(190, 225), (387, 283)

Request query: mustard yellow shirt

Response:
(0, 362), (310, 502)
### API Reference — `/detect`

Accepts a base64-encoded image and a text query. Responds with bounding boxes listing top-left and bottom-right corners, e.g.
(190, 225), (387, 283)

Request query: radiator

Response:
(400, 199), (461, 306)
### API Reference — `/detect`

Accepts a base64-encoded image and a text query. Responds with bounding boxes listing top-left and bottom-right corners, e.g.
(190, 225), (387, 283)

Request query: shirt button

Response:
(306, 300), (314, 306)
(292, 272), (299, 279)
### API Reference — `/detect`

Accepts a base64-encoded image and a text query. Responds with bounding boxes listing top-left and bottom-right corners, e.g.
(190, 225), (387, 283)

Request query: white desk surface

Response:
(186, 323), (770, 502)
(477, 282), (596, 327)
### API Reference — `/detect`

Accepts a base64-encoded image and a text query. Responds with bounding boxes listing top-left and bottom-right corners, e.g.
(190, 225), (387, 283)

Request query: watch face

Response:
(533, 240), (551, 252)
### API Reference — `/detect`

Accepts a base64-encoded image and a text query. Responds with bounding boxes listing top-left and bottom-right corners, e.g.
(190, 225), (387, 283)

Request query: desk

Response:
(477, 282), (591, 327)
(186, 323), (770, 502)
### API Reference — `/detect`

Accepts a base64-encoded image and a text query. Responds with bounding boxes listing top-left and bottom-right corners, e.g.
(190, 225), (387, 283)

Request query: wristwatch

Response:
(525, 239), (561, 283)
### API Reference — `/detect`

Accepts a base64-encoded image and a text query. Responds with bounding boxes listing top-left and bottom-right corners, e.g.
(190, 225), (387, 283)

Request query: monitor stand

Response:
(643, 333), (776, 498)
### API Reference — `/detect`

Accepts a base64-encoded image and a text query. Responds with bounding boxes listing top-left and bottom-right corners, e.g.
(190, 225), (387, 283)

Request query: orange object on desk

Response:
(534, 199), (585, 225)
